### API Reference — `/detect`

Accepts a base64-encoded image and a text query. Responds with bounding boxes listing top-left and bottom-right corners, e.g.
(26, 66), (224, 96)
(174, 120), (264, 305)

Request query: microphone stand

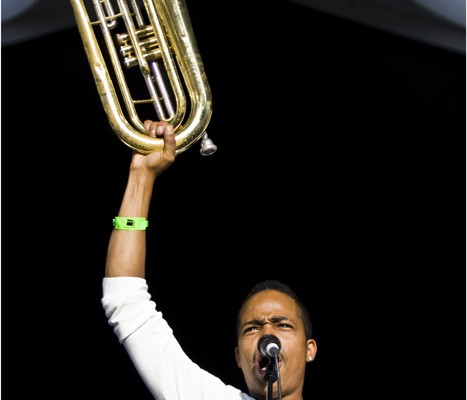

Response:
(264, 355), (282, 400)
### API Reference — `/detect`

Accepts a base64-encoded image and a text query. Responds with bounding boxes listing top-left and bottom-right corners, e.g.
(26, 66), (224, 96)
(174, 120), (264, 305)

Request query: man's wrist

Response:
(113, 217), (149, 230)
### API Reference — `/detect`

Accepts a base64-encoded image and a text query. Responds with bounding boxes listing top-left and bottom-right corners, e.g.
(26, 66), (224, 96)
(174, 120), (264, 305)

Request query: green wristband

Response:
(113, 217), (149, 230)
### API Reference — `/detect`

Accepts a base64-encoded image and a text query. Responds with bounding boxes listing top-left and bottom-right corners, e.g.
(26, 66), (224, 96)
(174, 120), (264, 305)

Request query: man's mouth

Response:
(255, 353), (279, 377)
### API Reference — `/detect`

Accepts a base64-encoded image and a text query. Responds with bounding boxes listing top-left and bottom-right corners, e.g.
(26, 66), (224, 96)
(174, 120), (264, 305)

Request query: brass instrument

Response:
(70, 0), (216, 155)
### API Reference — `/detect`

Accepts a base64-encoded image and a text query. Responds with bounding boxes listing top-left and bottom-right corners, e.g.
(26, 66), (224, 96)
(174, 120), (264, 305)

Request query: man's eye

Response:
(244, 326), (259, 333)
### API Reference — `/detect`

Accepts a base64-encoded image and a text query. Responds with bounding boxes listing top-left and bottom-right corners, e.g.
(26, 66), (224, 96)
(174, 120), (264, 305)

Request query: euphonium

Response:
(70, 0), (216, 155)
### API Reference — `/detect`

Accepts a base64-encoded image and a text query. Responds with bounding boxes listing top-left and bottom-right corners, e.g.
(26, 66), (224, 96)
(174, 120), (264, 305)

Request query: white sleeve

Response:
(102, 277), (251, 400)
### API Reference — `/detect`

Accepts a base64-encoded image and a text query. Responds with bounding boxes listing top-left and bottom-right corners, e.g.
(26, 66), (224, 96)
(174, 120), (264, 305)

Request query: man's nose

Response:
(262, 324), (275, 335)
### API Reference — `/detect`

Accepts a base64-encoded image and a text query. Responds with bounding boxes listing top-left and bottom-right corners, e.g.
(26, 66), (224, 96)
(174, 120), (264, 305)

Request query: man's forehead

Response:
(241, 290), (299, 318)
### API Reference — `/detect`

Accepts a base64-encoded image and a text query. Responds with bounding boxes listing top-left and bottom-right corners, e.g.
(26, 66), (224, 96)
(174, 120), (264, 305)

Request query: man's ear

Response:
(306, 339), (318, 362)
(235, 346), (241, 368)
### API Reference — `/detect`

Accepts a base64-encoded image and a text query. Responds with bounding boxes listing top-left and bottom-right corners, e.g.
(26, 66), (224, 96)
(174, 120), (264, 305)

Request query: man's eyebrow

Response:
(240, 319), (264, 329)
(240, 316), (290, 329)
(269, 315), (290, 323)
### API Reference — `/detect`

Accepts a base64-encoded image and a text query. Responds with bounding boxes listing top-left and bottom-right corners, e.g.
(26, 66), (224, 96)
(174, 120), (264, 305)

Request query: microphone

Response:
(257, 334), (281, 359)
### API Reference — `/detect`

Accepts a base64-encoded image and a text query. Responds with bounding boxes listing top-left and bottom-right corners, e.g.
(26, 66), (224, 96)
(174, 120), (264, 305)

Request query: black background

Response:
(2, 0), (465, 398)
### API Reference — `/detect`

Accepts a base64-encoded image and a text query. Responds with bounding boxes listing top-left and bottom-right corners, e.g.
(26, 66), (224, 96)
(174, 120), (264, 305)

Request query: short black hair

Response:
(236, 279), (313, 340)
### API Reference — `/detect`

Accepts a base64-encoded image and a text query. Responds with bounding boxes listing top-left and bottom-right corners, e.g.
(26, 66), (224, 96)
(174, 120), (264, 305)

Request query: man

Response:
(102, 120), (317, 400)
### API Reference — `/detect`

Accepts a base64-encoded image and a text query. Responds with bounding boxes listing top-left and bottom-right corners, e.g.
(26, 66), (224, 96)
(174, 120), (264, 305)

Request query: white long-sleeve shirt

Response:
(102, 277), (253, 400)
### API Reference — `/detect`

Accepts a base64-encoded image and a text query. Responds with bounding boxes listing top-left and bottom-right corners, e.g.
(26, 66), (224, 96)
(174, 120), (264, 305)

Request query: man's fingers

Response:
(142, 120), (175, 158)
(143, 120), (169, 138)
(162, 125), (176, 158)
